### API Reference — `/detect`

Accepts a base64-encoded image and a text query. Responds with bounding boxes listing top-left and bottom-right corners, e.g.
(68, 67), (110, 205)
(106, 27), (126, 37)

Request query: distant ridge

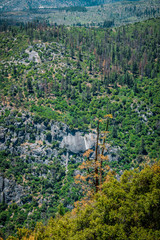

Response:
(0, 0), (140, 12)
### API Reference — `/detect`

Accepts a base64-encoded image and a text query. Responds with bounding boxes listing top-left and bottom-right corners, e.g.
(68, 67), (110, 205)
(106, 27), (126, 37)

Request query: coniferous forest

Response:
(0, 1), (160, 239)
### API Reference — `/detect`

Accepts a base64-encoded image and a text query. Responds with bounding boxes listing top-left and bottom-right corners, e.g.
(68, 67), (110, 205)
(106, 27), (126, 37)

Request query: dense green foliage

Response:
(0, 17), (160, 239)
(8, 161), (160, 240)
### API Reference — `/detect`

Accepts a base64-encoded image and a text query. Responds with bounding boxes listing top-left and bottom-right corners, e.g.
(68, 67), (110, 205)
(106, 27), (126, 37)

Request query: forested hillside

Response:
(0, 17), (160, 239)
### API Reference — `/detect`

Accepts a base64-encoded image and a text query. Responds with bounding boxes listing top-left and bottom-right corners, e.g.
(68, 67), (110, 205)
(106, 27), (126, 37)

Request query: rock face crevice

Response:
(0, 175), (24, 204)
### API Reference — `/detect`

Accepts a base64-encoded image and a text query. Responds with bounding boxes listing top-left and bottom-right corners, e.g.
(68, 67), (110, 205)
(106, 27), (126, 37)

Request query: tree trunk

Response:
(95, 120), (100, 192)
